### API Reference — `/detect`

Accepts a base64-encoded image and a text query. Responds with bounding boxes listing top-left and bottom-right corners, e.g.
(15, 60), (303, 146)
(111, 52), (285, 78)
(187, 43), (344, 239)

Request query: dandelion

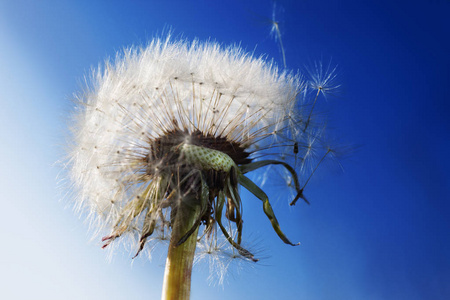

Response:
(67, 36), (332, 299)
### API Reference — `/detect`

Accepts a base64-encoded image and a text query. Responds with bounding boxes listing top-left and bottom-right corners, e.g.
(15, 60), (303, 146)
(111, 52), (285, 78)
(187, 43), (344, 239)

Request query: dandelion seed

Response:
(306, 60), (340, 97)
(304, 60), (340, 131)
(67, 35), (337, 299)
(269, 2), (287, 68)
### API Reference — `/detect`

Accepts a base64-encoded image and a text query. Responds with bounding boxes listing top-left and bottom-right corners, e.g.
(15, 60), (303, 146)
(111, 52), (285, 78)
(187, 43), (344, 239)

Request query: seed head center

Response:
(179, 143), (236, 172)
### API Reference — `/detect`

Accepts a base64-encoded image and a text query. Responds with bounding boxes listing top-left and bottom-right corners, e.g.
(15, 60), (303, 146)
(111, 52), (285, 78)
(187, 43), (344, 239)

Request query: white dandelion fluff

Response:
(67, 35), (335, 298)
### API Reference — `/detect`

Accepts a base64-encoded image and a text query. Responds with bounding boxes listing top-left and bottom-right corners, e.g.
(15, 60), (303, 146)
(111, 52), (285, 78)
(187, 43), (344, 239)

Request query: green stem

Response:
(161, 201), (201, 300)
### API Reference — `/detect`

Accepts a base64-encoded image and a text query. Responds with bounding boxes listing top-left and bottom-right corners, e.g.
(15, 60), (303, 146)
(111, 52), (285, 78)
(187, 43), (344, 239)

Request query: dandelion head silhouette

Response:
(69, 36), (330, 264)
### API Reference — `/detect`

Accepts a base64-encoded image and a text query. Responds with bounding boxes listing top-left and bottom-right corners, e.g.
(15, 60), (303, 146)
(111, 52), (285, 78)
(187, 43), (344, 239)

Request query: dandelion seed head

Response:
(67, 35), (335, 274)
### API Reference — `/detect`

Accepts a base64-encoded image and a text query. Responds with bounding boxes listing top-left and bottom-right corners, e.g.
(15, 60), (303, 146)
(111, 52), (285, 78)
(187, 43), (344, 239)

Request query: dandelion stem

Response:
(161, 199), (201, 300)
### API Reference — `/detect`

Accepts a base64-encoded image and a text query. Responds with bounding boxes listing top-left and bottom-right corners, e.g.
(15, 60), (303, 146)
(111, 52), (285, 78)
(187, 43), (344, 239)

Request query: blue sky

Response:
(1, 0), (449, 299)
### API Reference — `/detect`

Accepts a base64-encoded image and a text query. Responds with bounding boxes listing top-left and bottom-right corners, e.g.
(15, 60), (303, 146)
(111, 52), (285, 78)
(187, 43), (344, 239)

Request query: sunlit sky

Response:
(1, 1), (449, 299)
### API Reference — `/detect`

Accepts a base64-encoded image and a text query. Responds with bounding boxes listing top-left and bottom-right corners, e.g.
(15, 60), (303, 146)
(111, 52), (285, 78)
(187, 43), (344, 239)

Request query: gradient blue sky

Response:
(1, 1), (449, 299)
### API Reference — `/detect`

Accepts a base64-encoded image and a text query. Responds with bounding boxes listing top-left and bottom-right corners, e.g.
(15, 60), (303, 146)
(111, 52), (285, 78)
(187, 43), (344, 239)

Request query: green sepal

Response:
(238, 174), (300, 246)
(225, 175), (243, 244)
(239, 160), (309, 205)
(215, 192), (258, 262)
(176, 175), (210, 246)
